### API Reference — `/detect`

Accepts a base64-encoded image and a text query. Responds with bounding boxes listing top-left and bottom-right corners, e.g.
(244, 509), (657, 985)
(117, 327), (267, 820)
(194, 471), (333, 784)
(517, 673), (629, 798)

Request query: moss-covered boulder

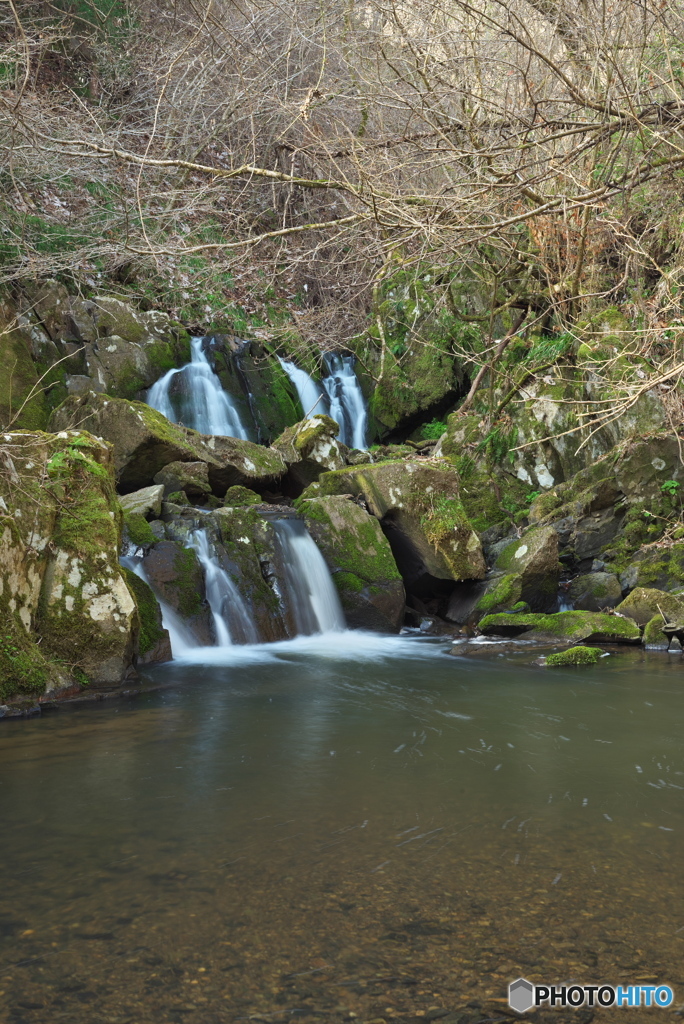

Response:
(142, 541), (214, 645)
(546, 646), (602, 667)
(299, 495), (405, 631)
(473, 573), (524, 617)
(48, 392), (287, 493)
(273, 415), (347, 490)
(120, 567), (171, 665)
(479, 610), (641, 643)
(615, 587), (684, 627)
(153, 460), (211, 498)
(568, 572), (622, 611)
(494, 526), (561, 612)
(304, 461), (485, 585)
(0, 301), (66, 431)
(0, 429), (141, 700)
(223, 485), (262, 507)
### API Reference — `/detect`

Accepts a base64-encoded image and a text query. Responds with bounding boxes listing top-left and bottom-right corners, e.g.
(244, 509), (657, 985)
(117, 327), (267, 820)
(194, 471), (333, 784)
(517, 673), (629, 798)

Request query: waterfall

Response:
(279, 353), (369, 449)
(278, 357), (329, 419)
(186, 529), (257, 645)
(147, 337), (249, 439)
(273, 519), (345, 635)
(120, 555), (197, 655)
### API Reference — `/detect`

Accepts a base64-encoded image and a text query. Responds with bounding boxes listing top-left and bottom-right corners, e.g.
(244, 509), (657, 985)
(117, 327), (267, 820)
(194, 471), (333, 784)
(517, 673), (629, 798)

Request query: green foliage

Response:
(419, 419), (447, 439)
(661, 479), (680, 496)
(0, 630), (49, 702)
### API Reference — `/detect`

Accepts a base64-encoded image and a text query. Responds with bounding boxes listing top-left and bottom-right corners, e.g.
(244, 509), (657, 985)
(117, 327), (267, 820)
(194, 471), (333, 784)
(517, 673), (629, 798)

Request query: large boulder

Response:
(615, 587), (684, 650)
(154, 461), (211, 499)
(305, 461), (485, 586)
(299, 495), (405, 631)
(48, 392), (287, 493)
(479, 610), (641, 644)
(493, 525), (561, 612)
(0, 430), (142, 701)
(569, 572), (622, 611)
(272, 415), (347, 490)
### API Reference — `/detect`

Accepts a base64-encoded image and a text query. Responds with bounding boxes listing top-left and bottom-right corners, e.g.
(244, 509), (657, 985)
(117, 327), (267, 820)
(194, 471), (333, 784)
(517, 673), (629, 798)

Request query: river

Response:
(1, 636), (683, 1023)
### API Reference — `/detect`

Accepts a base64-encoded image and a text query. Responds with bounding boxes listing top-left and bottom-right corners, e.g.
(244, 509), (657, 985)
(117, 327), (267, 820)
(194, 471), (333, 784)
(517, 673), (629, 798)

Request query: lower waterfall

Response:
(273, 519), (345, 635)
(147, 337), (249, 439)
(186, 529), (257, 646)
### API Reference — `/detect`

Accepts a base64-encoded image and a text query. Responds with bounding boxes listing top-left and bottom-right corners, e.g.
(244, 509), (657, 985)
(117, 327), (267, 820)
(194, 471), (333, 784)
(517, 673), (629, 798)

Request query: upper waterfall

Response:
(279, 353), (368, 449)
(147, 337), (250, 439)
(321, 353), (368, 450)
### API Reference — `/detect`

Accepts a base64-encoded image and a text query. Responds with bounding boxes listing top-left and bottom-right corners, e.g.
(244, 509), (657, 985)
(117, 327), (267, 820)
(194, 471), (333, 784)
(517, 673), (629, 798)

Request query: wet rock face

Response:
(142, 541), (214, 645)
(48, 392), (287, 494)
(300, 495), (405, 632)
(304, 461), (485, 586)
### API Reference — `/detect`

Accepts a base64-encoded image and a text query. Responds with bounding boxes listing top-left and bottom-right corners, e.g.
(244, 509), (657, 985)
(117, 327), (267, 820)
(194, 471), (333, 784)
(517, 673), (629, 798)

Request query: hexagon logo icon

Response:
(509, 977), (535, 1013)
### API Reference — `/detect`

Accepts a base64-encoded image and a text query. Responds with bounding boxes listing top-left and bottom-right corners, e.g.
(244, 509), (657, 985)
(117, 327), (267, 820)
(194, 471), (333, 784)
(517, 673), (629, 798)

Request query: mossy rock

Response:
(48, 392), (287, 493)
(223, 485), (262, 507)
(546, 646), (602, 667)
(304, 461), (485, 583)
(479, 610), (641, 643)
(642, 615), (671, 650)
(272, 415), (347, 489)
(212, 339), (302, 443)
(494, 526), (561, 612)
(568, 572), (622, 611)
(614, 587), (684, 627)
(299, 495), (405, 631)
(474, 573), (523, 616)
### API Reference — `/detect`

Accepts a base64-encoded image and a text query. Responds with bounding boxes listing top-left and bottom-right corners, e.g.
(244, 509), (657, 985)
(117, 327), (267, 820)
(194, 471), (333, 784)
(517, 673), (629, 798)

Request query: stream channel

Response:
(1, 640), (684, 1023)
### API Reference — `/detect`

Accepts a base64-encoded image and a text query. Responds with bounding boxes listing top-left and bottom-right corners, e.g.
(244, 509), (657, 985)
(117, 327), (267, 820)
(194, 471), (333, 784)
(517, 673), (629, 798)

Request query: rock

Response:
(119, 484), (165, 518)
(471, 573), (523, 617)
(305, 461), (485, 585)
(0, 430), (142, 700)
(142, 541), (214, 644)
(48, 392), (287, 493)
(120, 567), (172, 664)
(494, 525), (561, 612)
(546, 646), (602, 666)
(209, 507), (288, 642)
(479, 610), (642, 643)
(616, 541), (684, 594)
(615, 587), (684, 627)
(154, 461), (211, 498)
(299, 495), (405, 631)
(223, 485), (262, 506)
(66, 374), (105, 395)
(210, 338), (301, 443)
(569, 572), (622, 611)
(444, 579), (490, 623)
(272, 415), (348, 489)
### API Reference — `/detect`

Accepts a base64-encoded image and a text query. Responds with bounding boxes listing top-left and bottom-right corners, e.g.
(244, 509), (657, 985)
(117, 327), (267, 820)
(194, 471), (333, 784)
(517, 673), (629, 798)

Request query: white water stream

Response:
(273, 519), (346, 635)
(147, 337), (249, 438)
(279, 353), (368, 449)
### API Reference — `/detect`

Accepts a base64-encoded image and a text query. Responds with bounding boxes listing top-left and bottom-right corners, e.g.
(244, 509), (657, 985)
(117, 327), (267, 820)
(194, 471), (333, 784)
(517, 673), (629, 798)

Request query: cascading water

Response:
(120, 554), (197, 655)
(273, 519), (345, 635)
(322, 353), (368, 450)
(278, 357), (329, 419)
(147, 337), (249, 439)
(279, 353), (369, 449)
(186, 529), (257, 645)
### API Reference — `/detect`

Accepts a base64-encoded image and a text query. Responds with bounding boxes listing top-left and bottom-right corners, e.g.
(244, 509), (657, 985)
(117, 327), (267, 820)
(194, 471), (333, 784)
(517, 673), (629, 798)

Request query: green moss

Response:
(123, 511), (156, 546)
(546, 646), (602, 666)
(121, 566), (166, 656)
(172, 546), (203, 617)
(420, 495), (471, 548)
(643, 615), (668, 647)
(224, 485), (261, 506)
(479, 610), (641, 641)
(0, 627), (51, 702)
(334, 570), (365, 594)
(475, 574), (522, 613)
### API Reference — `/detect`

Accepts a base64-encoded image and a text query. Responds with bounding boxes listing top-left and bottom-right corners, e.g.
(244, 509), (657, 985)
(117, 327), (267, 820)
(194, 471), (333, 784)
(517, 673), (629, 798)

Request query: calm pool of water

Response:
(1, 634), (683, 1023)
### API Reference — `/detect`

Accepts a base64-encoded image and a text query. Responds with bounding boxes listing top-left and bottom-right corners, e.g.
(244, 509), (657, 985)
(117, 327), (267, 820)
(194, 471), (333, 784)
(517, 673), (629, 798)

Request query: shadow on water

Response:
(1, 636), (684, 1022)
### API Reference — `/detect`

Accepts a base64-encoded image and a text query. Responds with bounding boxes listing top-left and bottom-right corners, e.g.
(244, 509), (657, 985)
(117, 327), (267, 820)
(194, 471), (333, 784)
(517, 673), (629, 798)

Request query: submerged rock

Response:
(479, 610), (641, 644)
(300, 495), (405, 631)
(546, 645), (603, 667)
